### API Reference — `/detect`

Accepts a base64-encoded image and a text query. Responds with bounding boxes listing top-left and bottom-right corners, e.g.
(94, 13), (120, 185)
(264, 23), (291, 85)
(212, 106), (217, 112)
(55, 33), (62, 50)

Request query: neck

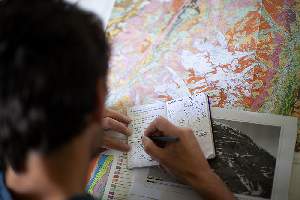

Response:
(5, 133), (92, 200)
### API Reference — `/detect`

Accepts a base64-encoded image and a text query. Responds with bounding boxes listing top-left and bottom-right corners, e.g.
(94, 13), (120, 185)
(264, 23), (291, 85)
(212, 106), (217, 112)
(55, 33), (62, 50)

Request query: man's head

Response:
(0, 0), (109, 173)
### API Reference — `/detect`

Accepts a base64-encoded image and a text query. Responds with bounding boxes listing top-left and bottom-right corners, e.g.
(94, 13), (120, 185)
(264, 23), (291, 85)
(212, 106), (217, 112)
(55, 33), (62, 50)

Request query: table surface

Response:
(74, 0), (300, 199)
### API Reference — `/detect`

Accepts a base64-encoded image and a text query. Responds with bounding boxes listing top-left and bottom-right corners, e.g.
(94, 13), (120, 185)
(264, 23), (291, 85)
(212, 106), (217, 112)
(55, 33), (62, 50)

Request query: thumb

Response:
(142, 136), (165, 162)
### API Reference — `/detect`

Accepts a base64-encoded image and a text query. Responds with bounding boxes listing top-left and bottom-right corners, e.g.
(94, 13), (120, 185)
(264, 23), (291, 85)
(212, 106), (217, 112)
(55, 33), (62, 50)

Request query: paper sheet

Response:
(127, 103), (167, 168)
(166, 94), (215, 158)
(127, 94), (215, 169)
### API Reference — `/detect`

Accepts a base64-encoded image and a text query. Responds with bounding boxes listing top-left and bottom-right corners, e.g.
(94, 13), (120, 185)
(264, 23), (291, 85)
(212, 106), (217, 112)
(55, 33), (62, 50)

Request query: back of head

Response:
(0, 0), (109, 172)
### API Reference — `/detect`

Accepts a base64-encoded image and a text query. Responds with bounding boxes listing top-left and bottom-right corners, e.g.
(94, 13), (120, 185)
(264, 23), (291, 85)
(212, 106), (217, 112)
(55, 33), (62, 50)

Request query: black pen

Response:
(149, 136), (179, 143)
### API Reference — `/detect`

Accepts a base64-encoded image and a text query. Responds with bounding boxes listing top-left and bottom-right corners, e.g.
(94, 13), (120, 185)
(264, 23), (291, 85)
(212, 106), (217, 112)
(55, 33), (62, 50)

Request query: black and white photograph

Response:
(209, 119), (281, 199)
(144, 118), (281, 199)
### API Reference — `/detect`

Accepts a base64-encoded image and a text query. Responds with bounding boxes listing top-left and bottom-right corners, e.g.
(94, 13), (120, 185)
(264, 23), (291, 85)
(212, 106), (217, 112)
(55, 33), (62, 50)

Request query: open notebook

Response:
(127, 94), (215, 169)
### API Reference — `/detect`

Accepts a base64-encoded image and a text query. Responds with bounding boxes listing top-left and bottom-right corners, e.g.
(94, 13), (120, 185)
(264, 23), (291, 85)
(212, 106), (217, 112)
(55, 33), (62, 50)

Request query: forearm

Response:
(187, 170), (235, 200)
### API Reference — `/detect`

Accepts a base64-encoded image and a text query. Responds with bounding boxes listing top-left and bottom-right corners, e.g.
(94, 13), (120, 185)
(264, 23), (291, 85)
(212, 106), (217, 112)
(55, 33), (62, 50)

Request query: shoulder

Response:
(0, 171), (13, 200)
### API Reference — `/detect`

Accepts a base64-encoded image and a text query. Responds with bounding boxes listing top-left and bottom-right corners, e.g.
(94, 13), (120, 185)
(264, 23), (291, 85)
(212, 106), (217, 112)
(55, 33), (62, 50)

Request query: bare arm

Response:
(142, 116), (235, 200)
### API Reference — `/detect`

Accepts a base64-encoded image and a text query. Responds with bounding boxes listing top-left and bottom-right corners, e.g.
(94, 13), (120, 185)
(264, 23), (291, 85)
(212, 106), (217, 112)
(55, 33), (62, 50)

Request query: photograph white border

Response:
(210, 108), (298, 200)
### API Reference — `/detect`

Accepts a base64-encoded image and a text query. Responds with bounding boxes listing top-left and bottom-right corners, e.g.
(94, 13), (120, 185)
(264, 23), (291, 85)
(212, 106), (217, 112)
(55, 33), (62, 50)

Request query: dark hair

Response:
(0, 0), (109, 172)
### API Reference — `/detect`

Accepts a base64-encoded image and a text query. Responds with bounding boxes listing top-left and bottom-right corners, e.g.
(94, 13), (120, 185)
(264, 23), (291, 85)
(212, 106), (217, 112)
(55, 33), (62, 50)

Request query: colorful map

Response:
(105, 0), (300, 151)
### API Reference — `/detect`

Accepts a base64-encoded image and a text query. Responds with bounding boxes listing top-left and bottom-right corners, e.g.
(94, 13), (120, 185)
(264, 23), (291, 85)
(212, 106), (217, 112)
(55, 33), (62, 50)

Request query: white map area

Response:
(179, 33), (255, 104)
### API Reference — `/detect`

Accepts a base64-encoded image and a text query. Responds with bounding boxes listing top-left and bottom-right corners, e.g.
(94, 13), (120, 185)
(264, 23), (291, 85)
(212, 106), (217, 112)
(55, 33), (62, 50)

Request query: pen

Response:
(149, 136), (179, 143)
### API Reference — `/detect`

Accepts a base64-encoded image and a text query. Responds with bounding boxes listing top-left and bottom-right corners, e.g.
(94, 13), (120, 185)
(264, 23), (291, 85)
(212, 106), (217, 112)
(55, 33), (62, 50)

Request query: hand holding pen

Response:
(142, 116), (234, 200)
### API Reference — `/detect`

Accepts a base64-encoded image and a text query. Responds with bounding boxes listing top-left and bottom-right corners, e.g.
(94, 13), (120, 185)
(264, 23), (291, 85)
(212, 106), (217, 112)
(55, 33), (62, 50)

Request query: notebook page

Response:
(166, 94), (215, 159)
(127, 102), (167, 169)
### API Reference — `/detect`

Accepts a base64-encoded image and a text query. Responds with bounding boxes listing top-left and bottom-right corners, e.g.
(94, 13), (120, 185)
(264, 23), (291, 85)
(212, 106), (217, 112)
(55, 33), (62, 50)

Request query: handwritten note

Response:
(166, 94), (214, 158)
(127, 94), (215, 169)
(127, 103), (166, 168)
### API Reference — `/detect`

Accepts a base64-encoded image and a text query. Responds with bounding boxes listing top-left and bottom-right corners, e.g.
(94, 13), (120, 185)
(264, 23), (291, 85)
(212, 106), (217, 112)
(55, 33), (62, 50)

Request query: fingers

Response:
(144, 116), (179, 137)
(104, 108), (131, 124)
(103, 137), (131, 152)
(102, 117), (131, 136)
(142, 136), (165, 162)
